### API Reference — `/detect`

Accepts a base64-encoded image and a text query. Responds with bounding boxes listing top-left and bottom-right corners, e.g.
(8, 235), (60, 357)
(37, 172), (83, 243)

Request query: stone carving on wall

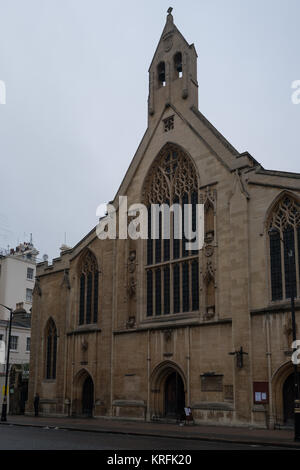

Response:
(126, 316), (136, 329)
(199, 187), (216, 207)
(163, 115), (174, 132)
(128, 250), (137, 273)
(61, 269), (71, 290)
(127, 277), (136, 298)
(164, 329), (172, 342)
(126, 250), (137, 328)
(204, 245), (214, 257)
(203, 260), (216, 320)
(284, 317), (297, 352)
(33, 277), (42, 297)
(81, 338), (88, 364)
(204, 260), (215, 281)
(163, 329), (173, 357)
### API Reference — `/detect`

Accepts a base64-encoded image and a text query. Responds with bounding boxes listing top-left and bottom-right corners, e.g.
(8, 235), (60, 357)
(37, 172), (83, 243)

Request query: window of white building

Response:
(26, 288), (33, 303)
(10, 336), (18, 350)
(27, 267), (34, 280)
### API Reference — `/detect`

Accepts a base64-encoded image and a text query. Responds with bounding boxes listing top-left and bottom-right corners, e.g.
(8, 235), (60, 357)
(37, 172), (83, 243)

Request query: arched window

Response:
(45, 318), (57, 380)
(78, 250), (99, 325)
(268, 195), (300, 301)
(174, 52), (183, 78)
(143, 144), (199, 316)
(157, 62), (166, 87)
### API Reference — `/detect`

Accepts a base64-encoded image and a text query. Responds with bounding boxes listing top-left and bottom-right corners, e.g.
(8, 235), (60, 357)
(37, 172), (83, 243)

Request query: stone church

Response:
(28, 10), (300, 428)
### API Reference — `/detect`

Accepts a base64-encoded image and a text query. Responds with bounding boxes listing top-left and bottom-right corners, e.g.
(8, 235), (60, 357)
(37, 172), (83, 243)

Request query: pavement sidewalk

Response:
(0, 414), (299, 449)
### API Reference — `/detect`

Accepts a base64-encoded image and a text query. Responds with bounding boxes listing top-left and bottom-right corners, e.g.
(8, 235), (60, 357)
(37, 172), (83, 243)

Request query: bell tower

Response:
(148, 8), (199, 124)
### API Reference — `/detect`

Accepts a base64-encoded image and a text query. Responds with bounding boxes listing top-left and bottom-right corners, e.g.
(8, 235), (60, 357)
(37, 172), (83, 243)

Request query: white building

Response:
(0, 241), (39, 320)
(0, 241), (39, 413)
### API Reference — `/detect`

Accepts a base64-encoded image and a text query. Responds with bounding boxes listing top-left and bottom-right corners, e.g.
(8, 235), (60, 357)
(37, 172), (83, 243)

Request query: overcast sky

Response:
(0, 0), (299, 261)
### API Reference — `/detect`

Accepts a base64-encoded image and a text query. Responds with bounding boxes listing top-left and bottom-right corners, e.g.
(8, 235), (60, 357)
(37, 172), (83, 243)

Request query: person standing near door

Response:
(34, 393), (40, 417)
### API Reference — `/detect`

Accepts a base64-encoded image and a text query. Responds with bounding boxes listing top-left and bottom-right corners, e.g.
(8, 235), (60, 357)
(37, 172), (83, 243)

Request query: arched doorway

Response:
(72, 369), (95, 417)
(150, 361), (187, 420)
(283, 373), (295, 425)
(164, 371), (185, 418)
(82, 375), (94, 417)
(272, 361), (298, 426)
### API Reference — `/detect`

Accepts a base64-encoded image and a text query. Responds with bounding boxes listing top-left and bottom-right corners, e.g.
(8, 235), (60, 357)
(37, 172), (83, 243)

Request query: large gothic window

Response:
(143, 144), (200, 316)
(78, 250), (99, 325)
(268, 195), (300, 301)
(45, 318), (57, 380)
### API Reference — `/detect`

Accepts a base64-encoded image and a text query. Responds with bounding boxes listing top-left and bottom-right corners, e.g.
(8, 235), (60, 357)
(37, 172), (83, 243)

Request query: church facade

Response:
(27, 11), (300, 428)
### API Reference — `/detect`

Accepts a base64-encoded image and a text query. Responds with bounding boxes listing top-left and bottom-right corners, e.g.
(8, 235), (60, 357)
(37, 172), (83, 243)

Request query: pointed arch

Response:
(266, 192), (300, 301)
(77, 249), (99, 325)
(150, 361), (187, 419)
(72, 368), (95, 417)
(77, 248), (98, 275)
(150, 360), (187, 390)
(142, 142), (199, 204)
(44, 317), (57, 380)
(157, 61), (166, 87)
(271, 361), (295, 426)
(143, 144), (200, 318)
(265, 190), (300, 231)
(173, 52), (183, 79)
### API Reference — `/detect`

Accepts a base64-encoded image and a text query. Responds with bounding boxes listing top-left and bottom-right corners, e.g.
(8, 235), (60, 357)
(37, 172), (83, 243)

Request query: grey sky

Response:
(0, 0), (299, 261)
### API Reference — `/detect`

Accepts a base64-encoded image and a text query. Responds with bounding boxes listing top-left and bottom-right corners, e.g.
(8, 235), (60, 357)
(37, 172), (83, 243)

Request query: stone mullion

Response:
(91, 272), (95, 324)
(280, 229), (286, 299)
(180, 195), (183, 259)
(160, 268), (163, 316)
(170, 264), (174, 315)
(170, 194), (174, 314)
(179, 263), (182, 313)
(294, 225), (300, 298)
(152, 268), (156, 316)
(189, 260), (192, 312)
(161, 208), (164, 265)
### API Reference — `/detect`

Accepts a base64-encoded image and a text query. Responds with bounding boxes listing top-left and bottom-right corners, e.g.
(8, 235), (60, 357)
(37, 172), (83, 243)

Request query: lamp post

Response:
(0, 303), (27, 422)
(269, 227), (300, 441)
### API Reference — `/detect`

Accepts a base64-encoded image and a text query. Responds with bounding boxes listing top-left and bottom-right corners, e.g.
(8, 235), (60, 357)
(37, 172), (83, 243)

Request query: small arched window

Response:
(78, 250), (99, 325)
(268, 195), (300, 301)
(45, 318), (57, 380)
(157, 62), (166, 87)
(174, 52), (183, 78)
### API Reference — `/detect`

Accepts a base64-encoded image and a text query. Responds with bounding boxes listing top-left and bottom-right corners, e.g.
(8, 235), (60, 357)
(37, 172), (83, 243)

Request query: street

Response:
(0, 424), (295, 450)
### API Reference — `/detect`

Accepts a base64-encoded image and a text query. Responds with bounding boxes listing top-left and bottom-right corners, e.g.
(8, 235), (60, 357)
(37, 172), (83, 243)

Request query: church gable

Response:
(113, 12), (261, 205)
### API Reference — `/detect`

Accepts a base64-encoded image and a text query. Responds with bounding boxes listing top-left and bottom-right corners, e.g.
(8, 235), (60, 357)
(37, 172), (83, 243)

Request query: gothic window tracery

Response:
(268, 195), (300, 301)
(144, 144), (200, 316)
(78, 250), (99, 325)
